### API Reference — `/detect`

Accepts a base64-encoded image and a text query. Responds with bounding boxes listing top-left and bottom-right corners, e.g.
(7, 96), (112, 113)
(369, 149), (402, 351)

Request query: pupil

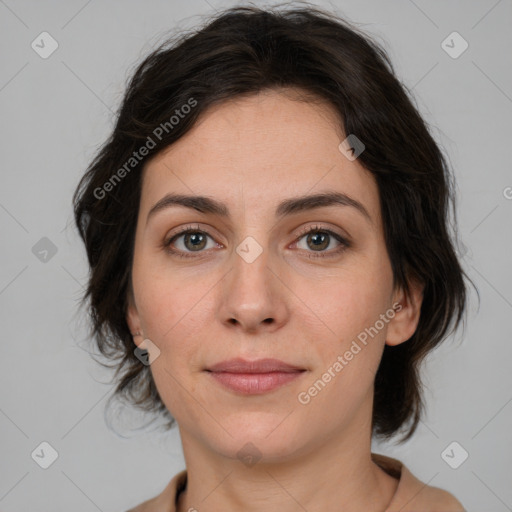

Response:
(187, 233), (205, 250)
(309, 232), (328, 250)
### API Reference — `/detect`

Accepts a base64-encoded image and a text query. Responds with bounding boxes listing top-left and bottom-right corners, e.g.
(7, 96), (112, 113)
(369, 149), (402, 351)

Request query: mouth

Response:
(204, 358), (307, 395)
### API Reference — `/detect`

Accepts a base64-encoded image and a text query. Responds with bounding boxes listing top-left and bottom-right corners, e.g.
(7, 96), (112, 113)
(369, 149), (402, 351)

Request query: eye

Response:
(292, 225), (349, 258)
(162, 224), (220, 258)
(162, 224), (350, 259)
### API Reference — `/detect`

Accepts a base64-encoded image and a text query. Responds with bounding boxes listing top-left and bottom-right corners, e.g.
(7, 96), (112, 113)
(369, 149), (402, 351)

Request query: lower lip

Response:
(207, 371), (305, 394)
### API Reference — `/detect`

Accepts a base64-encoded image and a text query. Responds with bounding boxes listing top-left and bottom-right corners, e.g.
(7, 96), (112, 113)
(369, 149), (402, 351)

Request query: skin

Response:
(126, 87), (424, 512)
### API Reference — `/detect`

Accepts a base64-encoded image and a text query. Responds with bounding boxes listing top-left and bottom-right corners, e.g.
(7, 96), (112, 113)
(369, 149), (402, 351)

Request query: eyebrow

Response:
(146, 190), (372, 226)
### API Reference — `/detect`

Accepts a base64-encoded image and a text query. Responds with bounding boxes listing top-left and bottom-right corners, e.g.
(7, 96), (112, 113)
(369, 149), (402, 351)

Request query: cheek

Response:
(141, 281), (210, 424)
(296, 284), (388, 426)
(132, 267), (216, 416)
(134, 259), (215, 343)
(305, 269), (391, 350)
(150, 362), (206, 430)
(296, 263), (391, 401)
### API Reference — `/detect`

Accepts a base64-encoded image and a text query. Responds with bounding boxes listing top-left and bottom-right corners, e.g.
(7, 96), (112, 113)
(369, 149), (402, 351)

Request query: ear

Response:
(126, 289), (143, 348)
(386, 277), (424, 347)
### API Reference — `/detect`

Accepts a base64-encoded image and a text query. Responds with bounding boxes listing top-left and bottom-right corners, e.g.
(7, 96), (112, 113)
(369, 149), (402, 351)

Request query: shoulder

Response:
(398, 480), (465, 511)
(127, 459), (465, 512)
(125, 469), (187, 512)
(371, 452), (465, 512)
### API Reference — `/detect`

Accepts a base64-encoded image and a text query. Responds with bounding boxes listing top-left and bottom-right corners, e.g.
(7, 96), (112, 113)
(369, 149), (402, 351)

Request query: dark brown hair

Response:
(72, 2), (474, 442)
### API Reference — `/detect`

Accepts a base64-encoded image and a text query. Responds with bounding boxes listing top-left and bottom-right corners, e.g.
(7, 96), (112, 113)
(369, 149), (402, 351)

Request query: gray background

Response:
(1, 0), (511, 510)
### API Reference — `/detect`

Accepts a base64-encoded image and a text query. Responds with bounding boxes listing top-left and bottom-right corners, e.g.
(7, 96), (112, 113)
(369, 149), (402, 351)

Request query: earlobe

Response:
(385, 279), (424, 347)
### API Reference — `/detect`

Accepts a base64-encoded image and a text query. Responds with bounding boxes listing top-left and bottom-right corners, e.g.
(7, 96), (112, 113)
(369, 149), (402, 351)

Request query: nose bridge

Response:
(232, 231), (273, 304)
(219, 229), (286, 331)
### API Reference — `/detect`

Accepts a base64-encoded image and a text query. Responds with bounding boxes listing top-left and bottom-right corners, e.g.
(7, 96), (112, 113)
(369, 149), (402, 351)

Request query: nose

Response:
(218, 241), (289, 334)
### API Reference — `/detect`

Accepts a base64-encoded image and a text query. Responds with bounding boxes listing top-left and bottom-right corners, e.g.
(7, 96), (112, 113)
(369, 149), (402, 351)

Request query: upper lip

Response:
(206, 358), (305, 373)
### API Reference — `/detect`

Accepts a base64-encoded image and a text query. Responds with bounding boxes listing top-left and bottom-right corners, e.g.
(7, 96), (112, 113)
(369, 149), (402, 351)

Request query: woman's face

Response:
(127, 88), (419, 462)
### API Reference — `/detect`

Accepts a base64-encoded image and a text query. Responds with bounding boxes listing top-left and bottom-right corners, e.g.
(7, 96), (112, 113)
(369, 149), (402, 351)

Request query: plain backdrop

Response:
(1, 0), (511, 510)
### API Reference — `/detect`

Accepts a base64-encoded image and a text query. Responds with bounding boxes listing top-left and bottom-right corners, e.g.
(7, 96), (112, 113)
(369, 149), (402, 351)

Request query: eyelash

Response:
(162, 224), (350, 259)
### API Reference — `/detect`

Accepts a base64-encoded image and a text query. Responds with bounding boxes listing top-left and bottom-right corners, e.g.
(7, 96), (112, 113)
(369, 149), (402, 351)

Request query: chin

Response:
(206, 419), (307, 461)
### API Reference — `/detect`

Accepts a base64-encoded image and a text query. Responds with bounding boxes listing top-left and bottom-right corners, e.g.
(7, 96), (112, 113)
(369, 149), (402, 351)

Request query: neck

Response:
(175, 412), (398, 512)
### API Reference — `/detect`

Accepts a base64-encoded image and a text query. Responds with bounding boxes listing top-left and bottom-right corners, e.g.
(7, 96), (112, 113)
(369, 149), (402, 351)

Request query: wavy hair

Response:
(72, 2), (474, 442)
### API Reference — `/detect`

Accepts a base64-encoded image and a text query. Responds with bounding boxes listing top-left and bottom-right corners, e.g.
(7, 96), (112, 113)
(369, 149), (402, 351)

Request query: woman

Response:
(72, 4), (472, 511)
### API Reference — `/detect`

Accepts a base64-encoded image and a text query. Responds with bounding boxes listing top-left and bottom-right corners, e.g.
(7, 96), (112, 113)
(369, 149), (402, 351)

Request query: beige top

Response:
(127, 452), (465, 511)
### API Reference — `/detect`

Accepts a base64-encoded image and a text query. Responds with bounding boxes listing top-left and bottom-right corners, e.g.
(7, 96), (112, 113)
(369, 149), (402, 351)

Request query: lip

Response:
(205, 358), (306, 395)
(206, 357), (305, 373)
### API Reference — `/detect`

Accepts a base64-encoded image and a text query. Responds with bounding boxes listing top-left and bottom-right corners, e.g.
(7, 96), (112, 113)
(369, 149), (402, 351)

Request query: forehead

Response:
(140, 88), (381, 226)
